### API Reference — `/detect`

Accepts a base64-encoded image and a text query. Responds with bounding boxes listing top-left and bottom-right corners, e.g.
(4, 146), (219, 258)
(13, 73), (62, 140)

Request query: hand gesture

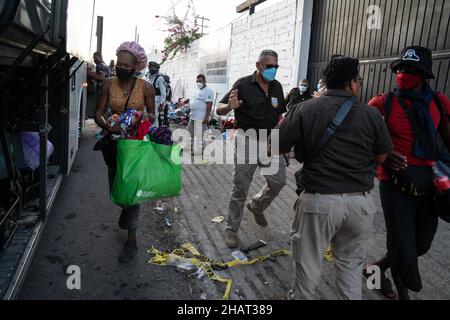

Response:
(228, 89), (243, 110)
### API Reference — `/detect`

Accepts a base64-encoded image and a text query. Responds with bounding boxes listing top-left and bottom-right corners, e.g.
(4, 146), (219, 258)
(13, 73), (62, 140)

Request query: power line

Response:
(165, 0), (184, 16)
(213, 11), (248, 34)
(152, 0), (185, 29)
(196, 15), (210, 36)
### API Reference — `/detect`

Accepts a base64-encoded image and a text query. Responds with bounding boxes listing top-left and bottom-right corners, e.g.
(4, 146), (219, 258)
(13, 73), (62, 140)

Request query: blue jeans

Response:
(380, 180), (438, 292)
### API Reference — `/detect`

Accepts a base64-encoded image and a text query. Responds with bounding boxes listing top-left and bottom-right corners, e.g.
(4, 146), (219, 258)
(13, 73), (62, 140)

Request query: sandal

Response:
(363, 266), (397, 300)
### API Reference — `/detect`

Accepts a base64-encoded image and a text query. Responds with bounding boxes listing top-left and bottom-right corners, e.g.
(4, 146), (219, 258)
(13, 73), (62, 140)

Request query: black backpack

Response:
(153, 74), (172, 102)
(164, 76), (173, 103)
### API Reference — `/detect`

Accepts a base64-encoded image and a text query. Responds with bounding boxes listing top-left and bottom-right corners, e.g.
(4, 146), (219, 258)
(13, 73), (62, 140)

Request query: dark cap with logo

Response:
(148, 61), (160, 69)
(391, 46), (435, 79)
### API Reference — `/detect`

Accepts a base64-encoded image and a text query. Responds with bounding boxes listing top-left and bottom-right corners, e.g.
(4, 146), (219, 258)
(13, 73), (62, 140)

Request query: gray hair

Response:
(258, 50), (278, 62)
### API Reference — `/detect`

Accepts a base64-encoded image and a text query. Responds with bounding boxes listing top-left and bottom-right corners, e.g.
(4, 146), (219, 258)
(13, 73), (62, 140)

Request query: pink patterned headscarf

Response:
(116, 41), (148, 72)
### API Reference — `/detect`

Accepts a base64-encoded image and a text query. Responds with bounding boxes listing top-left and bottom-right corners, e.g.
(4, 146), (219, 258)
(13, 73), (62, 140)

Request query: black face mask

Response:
(149, 70), (158, 75)
(116, 67), (135, 81)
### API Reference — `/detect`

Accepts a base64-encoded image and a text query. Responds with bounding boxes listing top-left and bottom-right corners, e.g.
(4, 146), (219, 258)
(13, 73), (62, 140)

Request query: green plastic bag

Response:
(111, 139), (182, 206)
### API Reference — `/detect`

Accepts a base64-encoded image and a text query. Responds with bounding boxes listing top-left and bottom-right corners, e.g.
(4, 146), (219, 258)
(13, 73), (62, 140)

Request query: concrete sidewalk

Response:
(20, 122), (198, 300)
(172, 151), (450, 300)
(20, 123), (450, 300)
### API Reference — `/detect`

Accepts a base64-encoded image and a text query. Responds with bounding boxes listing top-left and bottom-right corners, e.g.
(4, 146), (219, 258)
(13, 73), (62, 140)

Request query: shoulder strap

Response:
(384, 92), (394, 122)
(432, 92), (450, 158)
(124, 77), (137, 112)
(153, 74), (164, 87)
(431, 91), (446, 127)
(308, 97), (356, 162)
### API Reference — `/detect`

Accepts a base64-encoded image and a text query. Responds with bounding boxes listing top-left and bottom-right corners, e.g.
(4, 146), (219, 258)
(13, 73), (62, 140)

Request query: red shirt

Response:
(369, 92), (450, 180)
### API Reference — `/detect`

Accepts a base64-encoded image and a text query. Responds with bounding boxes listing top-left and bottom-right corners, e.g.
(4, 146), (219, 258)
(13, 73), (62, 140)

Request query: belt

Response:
(304, 191), (371, 197)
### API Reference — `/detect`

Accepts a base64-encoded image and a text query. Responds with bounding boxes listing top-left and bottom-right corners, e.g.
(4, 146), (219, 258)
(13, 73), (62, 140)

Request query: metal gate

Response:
(307, 0), (450, 103)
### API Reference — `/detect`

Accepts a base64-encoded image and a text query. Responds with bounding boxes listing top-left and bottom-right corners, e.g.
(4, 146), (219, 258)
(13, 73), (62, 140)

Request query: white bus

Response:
(0, 0), (93, 299)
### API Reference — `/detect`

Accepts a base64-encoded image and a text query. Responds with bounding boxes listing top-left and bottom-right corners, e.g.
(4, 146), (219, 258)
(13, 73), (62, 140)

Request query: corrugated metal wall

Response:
(307, 0), (450, 103)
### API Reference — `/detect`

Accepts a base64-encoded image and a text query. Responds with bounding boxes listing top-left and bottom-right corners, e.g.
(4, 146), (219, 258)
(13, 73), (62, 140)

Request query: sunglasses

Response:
(352, 76), (364, 86)
(260, 63), (280, 70)
(396, 66), (421, 75)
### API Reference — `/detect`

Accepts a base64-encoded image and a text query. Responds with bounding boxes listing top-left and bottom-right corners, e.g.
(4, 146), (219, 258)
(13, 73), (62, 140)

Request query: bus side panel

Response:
(66, 60), (87, 175)
(66, 0), (94, 62)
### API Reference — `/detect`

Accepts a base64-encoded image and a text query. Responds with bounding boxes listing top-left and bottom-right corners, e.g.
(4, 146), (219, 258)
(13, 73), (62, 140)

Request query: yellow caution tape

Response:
(148, 243), (333, 300)
(324, 246), (334, 263)
(148, 243), (292, 300)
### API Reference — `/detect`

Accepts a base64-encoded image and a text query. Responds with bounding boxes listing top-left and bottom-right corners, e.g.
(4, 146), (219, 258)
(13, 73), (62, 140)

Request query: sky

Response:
(90, 0), (278, 63)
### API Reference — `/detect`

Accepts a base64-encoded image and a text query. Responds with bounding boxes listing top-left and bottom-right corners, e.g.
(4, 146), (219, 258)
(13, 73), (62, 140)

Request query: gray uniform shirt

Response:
(279, 89), (393, 194)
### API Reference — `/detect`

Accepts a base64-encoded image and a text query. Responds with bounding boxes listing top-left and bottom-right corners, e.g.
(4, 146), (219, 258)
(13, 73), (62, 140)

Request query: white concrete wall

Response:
(228, 0), (299, 95)
(293, 0), (314, 85)
(161, 0), (313, 101)
(160, 41), (200, 103)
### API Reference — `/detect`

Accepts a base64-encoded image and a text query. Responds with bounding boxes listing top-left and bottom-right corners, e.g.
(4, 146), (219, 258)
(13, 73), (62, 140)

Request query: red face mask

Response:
(396, 73), (423, 90)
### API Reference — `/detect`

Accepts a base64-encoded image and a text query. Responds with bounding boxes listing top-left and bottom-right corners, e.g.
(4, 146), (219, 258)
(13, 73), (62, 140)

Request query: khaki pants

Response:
(288, 192), (376, 300)
(187, 119), (208, 152)
(226, 152), (287, 233)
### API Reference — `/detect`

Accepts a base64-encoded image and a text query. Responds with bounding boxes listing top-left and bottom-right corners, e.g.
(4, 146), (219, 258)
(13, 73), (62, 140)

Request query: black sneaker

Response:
(118, 241), (137, 262)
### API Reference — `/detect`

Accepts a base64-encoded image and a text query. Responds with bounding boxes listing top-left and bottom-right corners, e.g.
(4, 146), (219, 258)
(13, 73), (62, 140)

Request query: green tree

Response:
(161, 13), (201, 64)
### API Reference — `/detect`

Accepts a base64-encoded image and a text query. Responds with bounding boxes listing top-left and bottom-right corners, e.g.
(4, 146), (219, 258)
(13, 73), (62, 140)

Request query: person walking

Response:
(187, 74), (214, 155)
(278, 55), (393, 300)
(147, 61), (168, 127)
(94, 41), (155, 262)
(217, 49), (287, 249)
(109, 59), (116, 77)
(88, 52), (111, 98)
(366, 46), (450, 300)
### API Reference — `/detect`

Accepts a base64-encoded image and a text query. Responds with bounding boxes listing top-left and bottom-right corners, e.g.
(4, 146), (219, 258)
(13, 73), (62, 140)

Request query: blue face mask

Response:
(262, 67), (277, 82)
(299, 85), (308, 93)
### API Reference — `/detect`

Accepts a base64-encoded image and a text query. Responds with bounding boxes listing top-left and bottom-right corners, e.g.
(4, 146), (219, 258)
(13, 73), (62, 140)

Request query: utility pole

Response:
(96, 16), (104, 54)
(196, 16), (210, 36)
(135, 26), (140, 43)
(236, 0), (266, 15)
(89, 0), (96, 56)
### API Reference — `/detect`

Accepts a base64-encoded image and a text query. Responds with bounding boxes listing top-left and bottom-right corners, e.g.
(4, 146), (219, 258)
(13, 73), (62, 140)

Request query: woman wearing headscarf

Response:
(95, 41), (155, 262)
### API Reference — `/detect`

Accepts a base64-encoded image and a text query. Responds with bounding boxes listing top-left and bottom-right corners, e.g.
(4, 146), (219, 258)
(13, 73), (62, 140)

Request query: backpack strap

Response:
(431, 91), (450, 159)
(152, 74), (165, 88)
(385, 90), (446, 125)
(123, 77), (137, 112)
(384, 92), (394, 122)
(431, 91), (446, 131)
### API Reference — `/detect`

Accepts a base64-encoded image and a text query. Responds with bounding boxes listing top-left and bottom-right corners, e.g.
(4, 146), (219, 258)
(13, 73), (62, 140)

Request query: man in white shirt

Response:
(188, 74), (214, 154)
(147, 61), (167, 126)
